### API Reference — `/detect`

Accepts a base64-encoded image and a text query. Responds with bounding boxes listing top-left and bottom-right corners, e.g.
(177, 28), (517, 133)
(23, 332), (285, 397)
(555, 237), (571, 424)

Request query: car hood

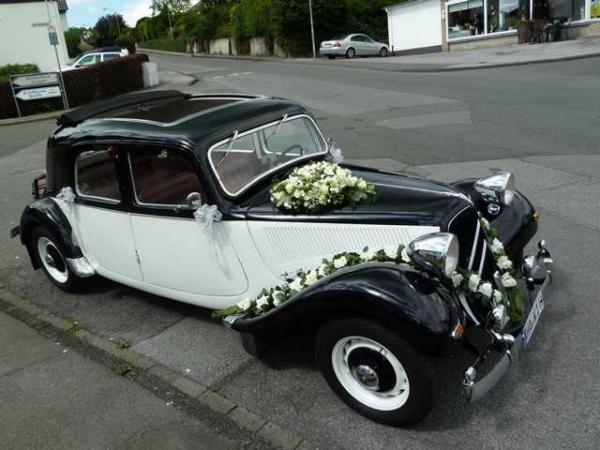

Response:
(245, 165), (473, 227)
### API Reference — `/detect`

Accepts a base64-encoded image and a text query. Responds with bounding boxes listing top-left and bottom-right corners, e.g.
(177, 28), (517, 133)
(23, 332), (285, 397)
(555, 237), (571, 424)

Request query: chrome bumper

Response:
(462, 240), (553, 402)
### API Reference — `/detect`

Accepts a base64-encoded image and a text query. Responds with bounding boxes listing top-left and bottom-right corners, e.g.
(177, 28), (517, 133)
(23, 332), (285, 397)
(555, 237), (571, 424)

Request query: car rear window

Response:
(75, 149), (121, 202)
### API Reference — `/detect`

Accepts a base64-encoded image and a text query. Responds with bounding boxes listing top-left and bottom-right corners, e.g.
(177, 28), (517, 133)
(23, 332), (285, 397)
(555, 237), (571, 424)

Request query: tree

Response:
(64, 27), (87, 58)
(94, 14), (127, 41)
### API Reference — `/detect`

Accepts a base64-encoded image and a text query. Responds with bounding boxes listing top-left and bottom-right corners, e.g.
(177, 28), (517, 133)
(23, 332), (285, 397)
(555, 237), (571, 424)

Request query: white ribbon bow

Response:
(193, 204), (223, 228)
(56, 186), (76, 203)
(329, 144), (344, 164)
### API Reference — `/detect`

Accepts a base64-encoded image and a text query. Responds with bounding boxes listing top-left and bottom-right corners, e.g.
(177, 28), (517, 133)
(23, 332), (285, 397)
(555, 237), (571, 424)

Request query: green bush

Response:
(115, 33), (137, 54)
(64, 28), (86, 58)
(0, 63), (39, 82)
(139, 37), (187, 52)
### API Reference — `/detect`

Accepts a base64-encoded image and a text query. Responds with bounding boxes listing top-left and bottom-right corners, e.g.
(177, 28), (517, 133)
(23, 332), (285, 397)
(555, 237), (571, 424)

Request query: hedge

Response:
(0, 54), (149, 120)
(139, 37), (187, 53)
(0, 63), (39, 82)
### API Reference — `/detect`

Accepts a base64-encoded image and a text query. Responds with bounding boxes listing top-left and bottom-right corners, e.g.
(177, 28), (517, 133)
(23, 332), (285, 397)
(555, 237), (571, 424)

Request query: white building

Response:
(385, 0), (600, 54)
(0, 0), (70, 71)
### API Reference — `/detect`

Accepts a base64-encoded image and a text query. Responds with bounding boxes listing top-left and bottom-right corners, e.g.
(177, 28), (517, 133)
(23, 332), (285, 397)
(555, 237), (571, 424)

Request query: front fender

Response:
(19, 197), (82, 269)
(231, 263), (460, 354)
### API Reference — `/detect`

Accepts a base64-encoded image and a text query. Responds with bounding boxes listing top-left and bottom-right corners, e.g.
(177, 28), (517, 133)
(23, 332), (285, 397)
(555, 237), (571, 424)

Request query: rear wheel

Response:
(346, 47), (356, 59)
(379, 47), (388, 57)
(31, 227), (90, 292)
(315, 318), (433, 426)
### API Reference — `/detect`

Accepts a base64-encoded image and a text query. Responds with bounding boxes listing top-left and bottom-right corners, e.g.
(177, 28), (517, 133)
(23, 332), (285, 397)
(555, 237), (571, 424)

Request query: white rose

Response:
(491, 238), (505, 255)
(288, 277), (304, 292)
(501, 273), (517, 288)
(497, 255), (513, 270)
(480, 217), (491, 231)
(401, 248), (411, 263)
(361, 248), (376, 261)
(256, 295), (269, 310)
(236, 298), (252, 311)
(333, 256), (348, 269)
(451, 272), (464, 288)
(384, 246), (398, 260)
(493, 289), (504, 306)
(272, 290), (285, 306)
(317, 264), (329, 277)
(468, 274), (481, 292)
(478, 282), (493, 298)
(304, 270), (319, 286)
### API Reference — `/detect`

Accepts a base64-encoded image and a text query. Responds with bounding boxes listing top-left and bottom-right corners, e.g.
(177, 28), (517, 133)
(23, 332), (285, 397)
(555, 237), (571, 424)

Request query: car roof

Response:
(53, 91), (310, 154)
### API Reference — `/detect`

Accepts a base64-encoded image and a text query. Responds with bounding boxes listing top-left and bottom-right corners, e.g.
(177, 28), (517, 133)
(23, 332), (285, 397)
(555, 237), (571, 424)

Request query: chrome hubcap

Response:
(332, 336), (410, 411)
(37, 237), (68, 284)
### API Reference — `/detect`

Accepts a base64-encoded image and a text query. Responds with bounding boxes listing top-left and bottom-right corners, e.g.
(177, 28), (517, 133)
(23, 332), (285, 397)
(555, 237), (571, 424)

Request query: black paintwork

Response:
(19, 198), (82, 269)
(233, 263), (463, 355)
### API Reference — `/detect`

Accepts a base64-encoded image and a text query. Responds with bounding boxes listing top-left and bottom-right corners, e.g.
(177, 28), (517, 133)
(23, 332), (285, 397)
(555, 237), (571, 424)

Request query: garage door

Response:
(387, 0), (442, 53)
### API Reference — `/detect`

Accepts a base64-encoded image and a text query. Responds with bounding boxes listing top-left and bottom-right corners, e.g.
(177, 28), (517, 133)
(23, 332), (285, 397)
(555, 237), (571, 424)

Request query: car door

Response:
(362, 35), (378, 55)
(72, 147), (142, 282)
(75, 53), (101, 68)
(126, 146), (248, 301)
(349, 35), (363, 55)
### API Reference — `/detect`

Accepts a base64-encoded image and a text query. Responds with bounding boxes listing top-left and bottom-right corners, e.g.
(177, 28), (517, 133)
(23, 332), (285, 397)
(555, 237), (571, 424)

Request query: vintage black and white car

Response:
(12, 90), (553, 426)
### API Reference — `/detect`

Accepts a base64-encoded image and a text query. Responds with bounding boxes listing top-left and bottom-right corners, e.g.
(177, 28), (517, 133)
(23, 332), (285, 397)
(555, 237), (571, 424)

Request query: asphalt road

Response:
(1, 54), (599, 449)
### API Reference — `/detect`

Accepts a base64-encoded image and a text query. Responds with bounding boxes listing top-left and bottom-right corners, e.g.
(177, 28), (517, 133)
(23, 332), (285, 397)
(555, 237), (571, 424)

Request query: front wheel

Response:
(315, 318), (433, 426)
(31, 226), (90, 292)
(379, 47), (389, 57)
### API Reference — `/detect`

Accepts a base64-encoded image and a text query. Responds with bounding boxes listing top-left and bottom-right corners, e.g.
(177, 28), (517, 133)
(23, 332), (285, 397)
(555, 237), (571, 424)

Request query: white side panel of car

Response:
(73, 205), (142, 281)
(129, 214), (249, 297)
(247, 222), (440, 277)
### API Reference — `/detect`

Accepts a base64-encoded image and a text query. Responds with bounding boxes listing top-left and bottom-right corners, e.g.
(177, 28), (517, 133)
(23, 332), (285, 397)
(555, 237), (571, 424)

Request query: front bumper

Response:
(462, 240), (553, 402)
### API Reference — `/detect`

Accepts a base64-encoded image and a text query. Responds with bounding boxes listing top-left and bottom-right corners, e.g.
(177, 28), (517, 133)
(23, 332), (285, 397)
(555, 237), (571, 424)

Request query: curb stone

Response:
(0, 110), (63, 127)
(0, 284), (314, 450)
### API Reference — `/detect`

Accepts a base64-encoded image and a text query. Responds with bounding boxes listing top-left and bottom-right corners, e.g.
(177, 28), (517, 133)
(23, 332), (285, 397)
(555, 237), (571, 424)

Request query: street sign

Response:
(48, 25), (58, 46)
(15, 86), (62, 101)
(11, 73), (59, 88)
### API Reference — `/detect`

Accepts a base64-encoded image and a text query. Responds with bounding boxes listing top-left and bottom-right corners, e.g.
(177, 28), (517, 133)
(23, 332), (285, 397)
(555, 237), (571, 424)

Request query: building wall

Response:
(387, 0), (442, 53)
(0, 1), (69, 71)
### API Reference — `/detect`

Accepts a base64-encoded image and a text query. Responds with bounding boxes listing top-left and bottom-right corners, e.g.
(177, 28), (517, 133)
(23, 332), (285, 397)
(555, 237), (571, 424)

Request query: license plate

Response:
(522, 291), (545, 347)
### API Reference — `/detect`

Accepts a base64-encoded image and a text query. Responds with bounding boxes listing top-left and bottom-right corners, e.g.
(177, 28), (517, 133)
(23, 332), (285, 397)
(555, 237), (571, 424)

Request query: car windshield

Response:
(209, 116), (328, 196)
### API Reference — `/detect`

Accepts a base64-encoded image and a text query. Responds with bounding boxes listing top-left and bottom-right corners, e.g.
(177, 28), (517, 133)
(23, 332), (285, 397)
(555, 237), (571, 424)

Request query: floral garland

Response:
(270, 161), (377, 213)
(213, 218), (525, 329)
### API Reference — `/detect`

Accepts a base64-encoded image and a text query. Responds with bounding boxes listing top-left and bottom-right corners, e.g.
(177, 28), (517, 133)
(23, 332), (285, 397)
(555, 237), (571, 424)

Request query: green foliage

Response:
(114, 337), (131, 350)
(94, 14), (127, 40)
(140, 37), (187, 52)
(231, 0), (274, 39)
(115, 33), (137, 54)
(116, 362), (136, 376)
(0, 63), (39, 82)
(64, 28), (87, 58)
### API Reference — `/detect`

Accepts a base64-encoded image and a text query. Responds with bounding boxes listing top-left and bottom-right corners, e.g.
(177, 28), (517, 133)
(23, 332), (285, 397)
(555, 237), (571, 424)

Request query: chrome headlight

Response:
(474, 172), (515, 206)
(408, 232), (459, 278)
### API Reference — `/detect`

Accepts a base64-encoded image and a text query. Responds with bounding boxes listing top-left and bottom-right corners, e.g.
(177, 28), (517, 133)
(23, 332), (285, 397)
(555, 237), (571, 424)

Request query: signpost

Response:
(15, 86), (62, 101)
(9, 72), (66, 117)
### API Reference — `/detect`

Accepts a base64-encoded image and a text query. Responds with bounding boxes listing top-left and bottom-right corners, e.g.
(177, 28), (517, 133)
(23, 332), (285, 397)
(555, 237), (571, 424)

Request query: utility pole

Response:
(44, 0), (69, 110)
(309, 0), (316, 59)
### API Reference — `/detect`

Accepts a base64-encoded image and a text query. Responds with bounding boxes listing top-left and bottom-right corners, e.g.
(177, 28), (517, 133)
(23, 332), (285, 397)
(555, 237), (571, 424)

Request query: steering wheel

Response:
(276, 144), (305, 163)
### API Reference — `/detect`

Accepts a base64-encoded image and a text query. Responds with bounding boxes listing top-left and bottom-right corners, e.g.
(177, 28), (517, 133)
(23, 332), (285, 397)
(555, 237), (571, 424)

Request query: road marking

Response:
(376, 110), (472, 130)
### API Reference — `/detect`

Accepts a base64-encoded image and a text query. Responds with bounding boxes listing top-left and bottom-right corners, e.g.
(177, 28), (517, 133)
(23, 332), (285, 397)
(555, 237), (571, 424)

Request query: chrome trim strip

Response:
(468, 220), (481, 271)
(478, 240), (487, 276)
(66, 257), (95, 278)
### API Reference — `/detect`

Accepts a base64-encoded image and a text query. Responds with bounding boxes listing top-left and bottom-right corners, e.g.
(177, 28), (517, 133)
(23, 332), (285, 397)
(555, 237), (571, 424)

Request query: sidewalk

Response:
(143, 36), (600, 72)
(0, 311), (236, 450)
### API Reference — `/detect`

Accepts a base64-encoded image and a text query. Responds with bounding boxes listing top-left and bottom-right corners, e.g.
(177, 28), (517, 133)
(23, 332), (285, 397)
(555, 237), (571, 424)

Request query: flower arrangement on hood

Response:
(270, 161), (377, 213)
(213, 217), (525, 328)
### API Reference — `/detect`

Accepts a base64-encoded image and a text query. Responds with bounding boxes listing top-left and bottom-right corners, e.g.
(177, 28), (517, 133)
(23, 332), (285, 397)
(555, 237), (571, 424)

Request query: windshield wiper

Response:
(265, 114), (288, 143)
(216, 130), (239, 169)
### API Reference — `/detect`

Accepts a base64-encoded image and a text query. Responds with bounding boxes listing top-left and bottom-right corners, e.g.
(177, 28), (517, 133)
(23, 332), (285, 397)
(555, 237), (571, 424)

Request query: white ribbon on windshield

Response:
(329, 144), (344, 164)
(194, 204), (223, 228)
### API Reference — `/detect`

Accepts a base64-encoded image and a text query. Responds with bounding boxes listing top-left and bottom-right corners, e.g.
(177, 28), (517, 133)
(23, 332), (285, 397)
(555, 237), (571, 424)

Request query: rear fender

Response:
(232, 263), (460, 355)
(19, 198), (82, 269)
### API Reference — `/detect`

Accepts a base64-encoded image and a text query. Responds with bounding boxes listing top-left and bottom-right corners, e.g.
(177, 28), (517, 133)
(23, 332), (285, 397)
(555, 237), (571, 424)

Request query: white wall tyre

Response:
(31, 227), (90, 293)
(315, 318), (433, 426)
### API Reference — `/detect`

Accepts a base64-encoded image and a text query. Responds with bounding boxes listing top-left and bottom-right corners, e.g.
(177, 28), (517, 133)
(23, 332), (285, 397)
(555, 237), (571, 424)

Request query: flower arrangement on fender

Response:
(270, 161), (377, 213)
(213, 218), (525, 328)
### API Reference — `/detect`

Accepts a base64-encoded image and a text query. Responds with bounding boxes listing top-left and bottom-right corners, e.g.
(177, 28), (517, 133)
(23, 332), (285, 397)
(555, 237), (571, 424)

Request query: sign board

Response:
(11, 73), (59, 88)
(48, 25), (58, 46)
(15, 86), (62, 101)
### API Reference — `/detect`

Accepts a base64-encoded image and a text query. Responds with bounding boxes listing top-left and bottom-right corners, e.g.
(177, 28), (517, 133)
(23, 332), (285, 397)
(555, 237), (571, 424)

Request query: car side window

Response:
(76, 149), (121, 202)
(351, 36), (361, 42)
(77, 55), (97, 66)
(129, 148), (203, 206)
(103, 53), (120, 62)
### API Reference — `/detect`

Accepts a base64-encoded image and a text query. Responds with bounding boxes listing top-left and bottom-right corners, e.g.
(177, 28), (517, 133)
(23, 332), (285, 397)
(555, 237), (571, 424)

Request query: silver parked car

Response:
(319, 34), (389, 59)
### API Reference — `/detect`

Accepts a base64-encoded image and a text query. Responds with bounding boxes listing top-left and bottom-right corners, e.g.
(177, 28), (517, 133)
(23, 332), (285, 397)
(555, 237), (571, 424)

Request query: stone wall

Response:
(208, 38), (230, 55)
(449, 33), (517, 51)
(249, 37), (271, 56)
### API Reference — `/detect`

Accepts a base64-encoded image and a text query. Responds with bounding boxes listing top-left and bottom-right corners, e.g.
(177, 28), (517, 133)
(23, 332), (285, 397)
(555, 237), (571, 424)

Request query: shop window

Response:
(448, 1), (484, 39)
(593, 0), (600, 18)
(534, 0), (585, 20)
(488, 0), (530, 32)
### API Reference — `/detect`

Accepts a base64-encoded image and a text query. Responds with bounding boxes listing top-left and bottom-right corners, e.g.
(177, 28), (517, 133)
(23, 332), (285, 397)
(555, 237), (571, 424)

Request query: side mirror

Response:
(186, 192), (203, 209)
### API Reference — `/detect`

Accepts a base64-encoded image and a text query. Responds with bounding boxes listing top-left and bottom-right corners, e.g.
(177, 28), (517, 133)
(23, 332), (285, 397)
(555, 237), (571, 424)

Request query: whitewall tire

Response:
(315, 318), (433, 425)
